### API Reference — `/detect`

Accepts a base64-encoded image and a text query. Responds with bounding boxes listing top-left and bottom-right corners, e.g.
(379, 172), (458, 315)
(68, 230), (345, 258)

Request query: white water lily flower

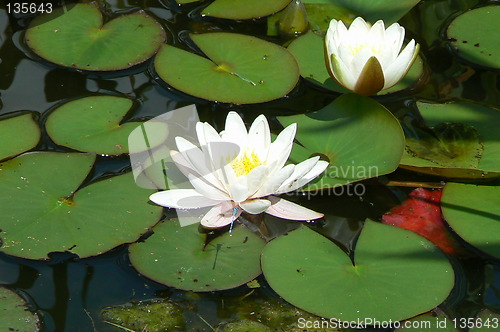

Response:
(325, 17), (419, 96)
(149, 112), (329, 228)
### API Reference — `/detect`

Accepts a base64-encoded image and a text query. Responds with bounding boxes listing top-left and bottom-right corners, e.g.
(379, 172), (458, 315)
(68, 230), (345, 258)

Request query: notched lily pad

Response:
(202, 0), (292, 20)
(261, 221), (454, 322)
(154, 32), (300, 104)
(278, 93), (405, 189)
(446, 6), (500, 70)
(287, 31), (424, 95)
(129, 219), (266, 291)
(0, 287), (40, 332)
(441, 183), (500, 259)
(101, 300), (184, 332)
(400, 101), (500, 179)
(25, 2), (166, 71)
(405, 122), (484, 168)
(0, 152), (162, 260)
(0, 112), (40, 161)
(45, 95), (168, 155)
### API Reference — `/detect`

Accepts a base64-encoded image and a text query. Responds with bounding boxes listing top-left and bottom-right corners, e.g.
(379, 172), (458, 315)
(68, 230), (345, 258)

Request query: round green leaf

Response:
(400, 101), (500, 179)
(154, 32), (300, 104)
(0, 152), (162, 260)
(441, 183), (500, 259)
(278, 93), (405, 189)
(334, 0), (420, 24)
(0, 287), (40, 332)
(25, 2), (166, 71)
(202, 0), (291, 20)
(129, 219), (266, 291)
(0, 113), (40, 161)
(287, 31), (424, 95)
(45, 96), (168, 155)
(261, 221), (454, 321)
(446, 6), (500, 70)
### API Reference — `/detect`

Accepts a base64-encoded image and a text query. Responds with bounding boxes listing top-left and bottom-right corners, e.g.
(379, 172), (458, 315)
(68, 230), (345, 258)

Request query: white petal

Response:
(383, 40), (418, 89)
(229, 182), (251, 203)
(329, 52), (358, 90)
(265, 196), (323, 220)
(170, 150), (201, 178)
(221, 111), (248, 149)
(188, 174), (229, 201)
(278, 156), (321, 191)
(175, 136), (211, 175)
(267, 123), (296, 170)
(240, 199), (271, 214)
(385, 22), (405, 58)
(201, 202), (242, 228)
(150, 189), (219, 209)
(277, 160), (329, 194)
(242, 164), (272, 197)
(248, 114), (271, 161)
(253, 163), (295, 198)
(368, 20), (386, 42)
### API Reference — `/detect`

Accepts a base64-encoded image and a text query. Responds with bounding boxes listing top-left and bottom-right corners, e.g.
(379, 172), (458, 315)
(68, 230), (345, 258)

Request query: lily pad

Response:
(25, 2), (166, 71)
(0, 287), (40, 332)
(45, 96), (168, 155)
(471, 309), (500, 331)
(446, 6), (500, 70)
(154, 32), (300, 104)
(129, 219), (266, 291)
(0, 152), (162, 260)
(0, 112), (40, 161)
(441, 183), (500, 259)
(400, 101), (500, 179)
(202, 0), (291, 20)
(278, 93), (405, 189)
(333, 0), (420, 24)
(287, 31), (424, 95)
(261, 221), (454, 322)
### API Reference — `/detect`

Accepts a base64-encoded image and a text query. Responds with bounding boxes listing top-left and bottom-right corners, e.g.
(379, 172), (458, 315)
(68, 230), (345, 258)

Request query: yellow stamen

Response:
(229, 150), (262, 177)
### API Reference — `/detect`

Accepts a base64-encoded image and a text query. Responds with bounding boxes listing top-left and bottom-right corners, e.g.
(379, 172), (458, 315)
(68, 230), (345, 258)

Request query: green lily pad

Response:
(471, 309), (500, 331)
(154, 32), (300, 104)
(287, 31), (424, 95)
(0, 287), (40, 332)
(129, 219), (266, 291)
(400, 101), (500, 179)
(25, 2), (166, 71)
(202, 0), (291, 20)
(0, 112), (40, 161)
(176, 0), (201, 4)
(268, 1), (358, 36)
(446, 6), (500, 70)
(101, 300), (185, 332)
(278, 93), (405, 189)
(45, 96), (168, 155)
(0, 152), (162, 260)
(261, 221), (454, 322)
(334, 0), (420, 24)
(441, 183), (500, 259)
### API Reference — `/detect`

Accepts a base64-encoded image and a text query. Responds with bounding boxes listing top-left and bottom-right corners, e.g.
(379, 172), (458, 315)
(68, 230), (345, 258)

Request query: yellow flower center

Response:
(349, 44), (382, 57)
(229, 150), (262, 177)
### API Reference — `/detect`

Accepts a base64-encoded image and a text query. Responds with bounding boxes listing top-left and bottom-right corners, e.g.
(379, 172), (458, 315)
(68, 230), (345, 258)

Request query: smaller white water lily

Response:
(325, 17), (419, 96)
(149, 112), (329, 228)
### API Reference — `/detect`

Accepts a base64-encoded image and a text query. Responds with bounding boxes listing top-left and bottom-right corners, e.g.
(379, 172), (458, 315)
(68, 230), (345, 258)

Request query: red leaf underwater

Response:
(382, 188), (461, 255)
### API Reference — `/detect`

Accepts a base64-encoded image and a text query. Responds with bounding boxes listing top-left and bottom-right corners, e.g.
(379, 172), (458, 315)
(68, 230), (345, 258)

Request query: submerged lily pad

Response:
(0, 152), (162, 260)
(25, 2), (165, 71)
(441, 183), (500, 259)
(0, 287), (40, 332)
(154, 32), (300, 104)
(400, 101), (500, 179)
(202, 0), (291, 20)
(0, 112), (40, 161)
(46, 96), (168, 155)
(129, 219), (266, 291)
(261, 221), (454, 321)
(278, 93), (405, 189)
(101, 300), (185, 332)
(446, 6), (500, 69)
(287, 31), (424, 95)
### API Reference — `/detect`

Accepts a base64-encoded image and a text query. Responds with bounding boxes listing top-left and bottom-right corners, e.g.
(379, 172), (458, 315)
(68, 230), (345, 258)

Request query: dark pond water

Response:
(0, 0), (499, 331)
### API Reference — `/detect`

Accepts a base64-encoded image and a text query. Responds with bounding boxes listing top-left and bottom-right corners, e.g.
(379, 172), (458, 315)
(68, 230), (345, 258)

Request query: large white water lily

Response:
(149, 112), (329, 228)
(325, 17), (419, 96)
